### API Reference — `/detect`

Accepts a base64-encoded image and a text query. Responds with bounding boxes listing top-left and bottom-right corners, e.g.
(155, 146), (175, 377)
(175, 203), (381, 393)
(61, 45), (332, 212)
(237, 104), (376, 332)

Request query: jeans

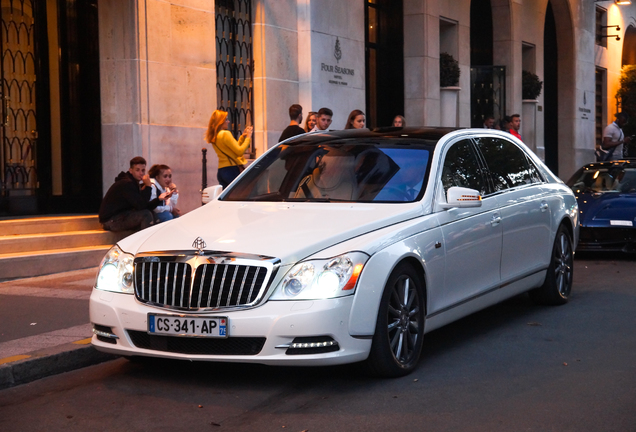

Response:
(217, 165), (242, 189)
(155, 211), (174, 223)
(102, 209), (154, 232)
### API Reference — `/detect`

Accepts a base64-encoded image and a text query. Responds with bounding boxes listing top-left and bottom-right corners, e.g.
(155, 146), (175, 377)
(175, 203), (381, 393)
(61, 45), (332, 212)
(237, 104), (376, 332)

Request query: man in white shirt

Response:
(483, 116), (495, 129)
(310, 107), (333, 132)
(602, 112), (631, 160)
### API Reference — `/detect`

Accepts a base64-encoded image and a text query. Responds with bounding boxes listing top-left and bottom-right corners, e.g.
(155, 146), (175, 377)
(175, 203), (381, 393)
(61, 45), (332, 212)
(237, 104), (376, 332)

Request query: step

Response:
(0, 215), (102, 236)
(0, 246), (111, 281)
(0, 230), (125, 254)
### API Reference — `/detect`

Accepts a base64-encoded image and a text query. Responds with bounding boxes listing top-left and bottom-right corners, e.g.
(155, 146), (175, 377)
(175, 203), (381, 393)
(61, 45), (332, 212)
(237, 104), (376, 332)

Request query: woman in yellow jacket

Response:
(205, 110), (253, 188)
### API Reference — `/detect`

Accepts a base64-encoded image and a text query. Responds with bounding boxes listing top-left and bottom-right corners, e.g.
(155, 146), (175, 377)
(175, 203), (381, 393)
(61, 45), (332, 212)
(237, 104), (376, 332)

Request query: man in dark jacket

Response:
(278, 104), (305, 142)
(99, 156), (167, 232)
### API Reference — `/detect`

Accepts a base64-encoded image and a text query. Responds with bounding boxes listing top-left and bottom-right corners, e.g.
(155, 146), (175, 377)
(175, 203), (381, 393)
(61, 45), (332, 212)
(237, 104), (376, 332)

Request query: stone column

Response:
(404, 1), (439, 126)
(99, 0), (216, 213)
(253, 0), (300, 154)
(297, 0), (365, 131)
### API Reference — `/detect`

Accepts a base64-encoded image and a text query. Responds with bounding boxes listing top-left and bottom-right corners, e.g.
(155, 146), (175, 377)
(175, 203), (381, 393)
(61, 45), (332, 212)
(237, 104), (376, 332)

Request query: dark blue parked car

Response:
(566, 160), (636, 252)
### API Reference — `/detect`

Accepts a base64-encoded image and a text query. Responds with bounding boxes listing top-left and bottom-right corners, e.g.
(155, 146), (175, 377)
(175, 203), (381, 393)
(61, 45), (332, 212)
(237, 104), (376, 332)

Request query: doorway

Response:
(365, 0), (404, 129)
(469, 0), (506, 128)
(543, 1), (558, 174)
(0, 0), (102, 216)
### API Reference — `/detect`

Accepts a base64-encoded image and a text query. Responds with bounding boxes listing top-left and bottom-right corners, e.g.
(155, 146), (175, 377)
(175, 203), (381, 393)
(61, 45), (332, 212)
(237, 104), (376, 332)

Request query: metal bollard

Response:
(201, 147), (207, 206)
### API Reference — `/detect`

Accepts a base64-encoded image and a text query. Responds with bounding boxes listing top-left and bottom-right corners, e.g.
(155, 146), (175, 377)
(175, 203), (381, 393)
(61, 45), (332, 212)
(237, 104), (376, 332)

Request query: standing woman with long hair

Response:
(392, 115), (406, 127)
(304, 111), (317, 132)
(205, 110), (253, 188)
(345, 109), (366, 129)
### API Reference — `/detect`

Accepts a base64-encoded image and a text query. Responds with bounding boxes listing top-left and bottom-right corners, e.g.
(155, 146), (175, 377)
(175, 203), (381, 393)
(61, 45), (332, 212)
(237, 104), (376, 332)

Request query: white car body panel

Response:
(119, 200), (423, 264)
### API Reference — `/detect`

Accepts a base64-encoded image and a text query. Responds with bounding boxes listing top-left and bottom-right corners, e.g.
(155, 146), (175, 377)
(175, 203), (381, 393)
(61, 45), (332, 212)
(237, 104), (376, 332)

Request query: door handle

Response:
(491, 215), (502, 226)
(540, 201), (549, 212)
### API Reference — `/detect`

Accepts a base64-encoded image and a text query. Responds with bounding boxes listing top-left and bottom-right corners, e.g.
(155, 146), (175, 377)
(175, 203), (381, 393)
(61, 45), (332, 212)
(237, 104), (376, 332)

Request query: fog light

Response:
(281, 336), (340, 355)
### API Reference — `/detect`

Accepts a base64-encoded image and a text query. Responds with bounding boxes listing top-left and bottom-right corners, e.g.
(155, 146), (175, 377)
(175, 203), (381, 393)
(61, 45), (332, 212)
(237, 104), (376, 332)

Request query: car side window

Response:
(441, 139), (486, 196)
(473, 137), (541, 191)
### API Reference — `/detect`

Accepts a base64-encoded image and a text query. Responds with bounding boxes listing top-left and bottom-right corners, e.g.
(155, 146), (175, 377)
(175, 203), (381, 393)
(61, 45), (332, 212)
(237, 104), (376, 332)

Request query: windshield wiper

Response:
(284, 197), (333, 202)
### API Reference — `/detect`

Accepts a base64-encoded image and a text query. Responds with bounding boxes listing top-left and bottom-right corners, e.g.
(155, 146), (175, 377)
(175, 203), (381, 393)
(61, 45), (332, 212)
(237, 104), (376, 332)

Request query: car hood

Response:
(577, 192), (636, 226)
(118, 201), (424, 265)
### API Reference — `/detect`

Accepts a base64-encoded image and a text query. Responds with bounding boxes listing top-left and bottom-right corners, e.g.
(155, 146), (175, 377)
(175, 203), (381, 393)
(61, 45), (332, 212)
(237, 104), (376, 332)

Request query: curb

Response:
(0, 340), (117, 390)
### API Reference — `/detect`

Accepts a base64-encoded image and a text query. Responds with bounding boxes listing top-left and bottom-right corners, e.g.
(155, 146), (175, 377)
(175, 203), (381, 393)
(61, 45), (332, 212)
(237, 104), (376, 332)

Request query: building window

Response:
(596, 7), (607, 48)
(595, 68), (606, 151)
(522, 42), (536, 73)
(440, 17), (458, 59)
(215, 0), (254, 156)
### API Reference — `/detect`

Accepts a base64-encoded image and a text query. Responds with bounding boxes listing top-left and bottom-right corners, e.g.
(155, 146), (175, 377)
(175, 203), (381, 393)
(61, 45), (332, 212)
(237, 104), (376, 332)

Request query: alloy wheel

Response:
(554, 231), (573, 297)
(387, 275), (421, 364)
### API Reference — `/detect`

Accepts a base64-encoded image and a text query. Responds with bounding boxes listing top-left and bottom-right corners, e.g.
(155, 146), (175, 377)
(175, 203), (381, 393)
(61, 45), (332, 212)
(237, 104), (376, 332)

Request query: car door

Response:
(432, 138), (503, 314)
(473, 136), (552, 283)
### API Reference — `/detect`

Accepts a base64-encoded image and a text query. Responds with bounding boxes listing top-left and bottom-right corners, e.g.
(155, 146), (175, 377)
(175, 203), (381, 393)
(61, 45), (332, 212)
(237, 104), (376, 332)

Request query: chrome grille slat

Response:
(197, 265), (207, 308)
(180, 264), (187, 307)
(155, 262), (160, 304)
(134, 257), (271, 311)
(246, 267), (260, 303)
(226, 266), (239, 307)
(206, 264), (219, 307)
(149, 262), (154, 303)
(163, 262), (169, 304)
(236, 267), (249, 306)
(172, 264), (178, 306)
(216, 265), (229, 308)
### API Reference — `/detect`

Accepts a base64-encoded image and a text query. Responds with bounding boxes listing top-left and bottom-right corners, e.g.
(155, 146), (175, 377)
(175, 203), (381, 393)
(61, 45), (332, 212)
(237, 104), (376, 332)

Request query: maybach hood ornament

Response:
(192, 237), (207, 255)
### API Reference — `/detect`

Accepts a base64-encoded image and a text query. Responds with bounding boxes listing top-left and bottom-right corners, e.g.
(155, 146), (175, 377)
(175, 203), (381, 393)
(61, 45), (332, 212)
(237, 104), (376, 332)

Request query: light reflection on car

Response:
(90, 128), (579, 377)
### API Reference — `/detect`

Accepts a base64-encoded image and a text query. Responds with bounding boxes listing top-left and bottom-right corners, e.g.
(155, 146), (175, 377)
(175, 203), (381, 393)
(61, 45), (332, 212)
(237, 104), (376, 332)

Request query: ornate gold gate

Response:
(0, 0), (38, 210)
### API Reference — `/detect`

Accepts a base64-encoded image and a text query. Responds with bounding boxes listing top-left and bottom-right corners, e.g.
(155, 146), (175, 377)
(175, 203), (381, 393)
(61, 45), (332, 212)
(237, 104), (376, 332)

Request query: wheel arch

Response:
(348, 240), (434, 338)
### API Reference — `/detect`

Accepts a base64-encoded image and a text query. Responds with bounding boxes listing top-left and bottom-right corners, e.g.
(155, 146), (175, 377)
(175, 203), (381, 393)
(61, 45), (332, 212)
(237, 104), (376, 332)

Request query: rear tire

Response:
(365, 263), (425, 377)
(529, 224), (573, 305)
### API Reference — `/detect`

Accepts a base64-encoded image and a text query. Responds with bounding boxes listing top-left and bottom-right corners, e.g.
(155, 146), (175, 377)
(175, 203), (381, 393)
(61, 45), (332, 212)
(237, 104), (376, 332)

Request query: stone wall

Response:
(99, 0), (216, 213)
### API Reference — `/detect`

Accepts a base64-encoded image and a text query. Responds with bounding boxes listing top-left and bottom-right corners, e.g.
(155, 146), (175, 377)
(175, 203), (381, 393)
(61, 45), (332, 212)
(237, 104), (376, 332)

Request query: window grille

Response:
(215, 0), (254, 157)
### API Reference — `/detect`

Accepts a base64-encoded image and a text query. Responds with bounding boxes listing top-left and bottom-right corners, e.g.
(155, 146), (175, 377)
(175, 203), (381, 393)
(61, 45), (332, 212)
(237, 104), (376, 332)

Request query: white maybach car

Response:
(90, 128), (579, 377)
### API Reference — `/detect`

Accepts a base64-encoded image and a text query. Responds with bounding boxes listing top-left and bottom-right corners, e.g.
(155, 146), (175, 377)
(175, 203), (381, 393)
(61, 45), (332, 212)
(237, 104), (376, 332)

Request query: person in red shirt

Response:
(509, 114), (522, 141)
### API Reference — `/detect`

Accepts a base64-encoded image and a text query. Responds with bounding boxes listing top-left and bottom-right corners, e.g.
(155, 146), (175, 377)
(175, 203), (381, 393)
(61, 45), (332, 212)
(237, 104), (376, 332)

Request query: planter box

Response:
(440, 86), (461, 127)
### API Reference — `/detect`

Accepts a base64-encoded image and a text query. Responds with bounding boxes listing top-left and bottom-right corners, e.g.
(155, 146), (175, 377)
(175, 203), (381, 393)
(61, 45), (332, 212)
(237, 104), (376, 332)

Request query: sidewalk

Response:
(0, 268), (116, 389)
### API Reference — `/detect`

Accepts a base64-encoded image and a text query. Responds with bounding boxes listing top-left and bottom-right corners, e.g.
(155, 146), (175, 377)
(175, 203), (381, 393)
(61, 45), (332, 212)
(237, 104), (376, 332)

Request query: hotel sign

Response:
(321, 37), (356, 86)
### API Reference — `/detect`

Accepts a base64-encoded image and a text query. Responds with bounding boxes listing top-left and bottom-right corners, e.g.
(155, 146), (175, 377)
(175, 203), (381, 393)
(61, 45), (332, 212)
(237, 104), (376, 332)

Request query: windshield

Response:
(567, 166), (636, 194)
(222, 139), (435, 203)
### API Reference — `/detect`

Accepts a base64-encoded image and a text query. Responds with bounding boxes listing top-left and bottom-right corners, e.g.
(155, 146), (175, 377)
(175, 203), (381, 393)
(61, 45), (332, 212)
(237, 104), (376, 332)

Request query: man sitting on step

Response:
(98, 156), (168, 232)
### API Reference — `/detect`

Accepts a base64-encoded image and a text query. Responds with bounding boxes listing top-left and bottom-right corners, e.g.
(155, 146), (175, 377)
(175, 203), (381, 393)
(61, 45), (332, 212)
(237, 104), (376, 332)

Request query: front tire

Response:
(530, 224), (574, 305)
(365, 263), (425, 377)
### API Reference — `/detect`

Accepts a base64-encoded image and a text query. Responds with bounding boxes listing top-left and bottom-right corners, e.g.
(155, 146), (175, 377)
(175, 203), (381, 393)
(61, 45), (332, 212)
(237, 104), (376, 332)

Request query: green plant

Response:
(440, 52), (460, 87)
(522, 70), (543, 100)
(617, 65), (636, 139)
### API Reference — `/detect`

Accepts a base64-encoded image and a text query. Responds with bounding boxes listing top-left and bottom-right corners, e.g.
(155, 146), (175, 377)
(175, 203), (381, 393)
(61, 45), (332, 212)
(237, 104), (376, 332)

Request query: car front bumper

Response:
(89, 288), (372, 366)
(577, 226), (636, 252)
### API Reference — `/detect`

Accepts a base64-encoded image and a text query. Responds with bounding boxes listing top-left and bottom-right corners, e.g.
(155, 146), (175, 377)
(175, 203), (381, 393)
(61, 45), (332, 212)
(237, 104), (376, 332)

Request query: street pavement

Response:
(0, 252), (634, 393)
(0, 268), (115, 389)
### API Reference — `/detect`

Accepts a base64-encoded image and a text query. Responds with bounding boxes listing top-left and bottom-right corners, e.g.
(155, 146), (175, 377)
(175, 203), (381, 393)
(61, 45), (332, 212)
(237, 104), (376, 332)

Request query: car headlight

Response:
(270, 252), (368, 300)
(95, 245), (135, 294)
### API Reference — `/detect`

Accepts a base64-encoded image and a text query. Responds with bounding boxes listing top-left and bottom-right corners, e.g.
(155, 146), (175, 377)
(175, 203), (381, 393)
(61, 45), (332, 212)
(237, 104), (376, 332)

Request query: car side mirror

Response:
(202, 185), (223, 204)
(440, 186), (482, 209)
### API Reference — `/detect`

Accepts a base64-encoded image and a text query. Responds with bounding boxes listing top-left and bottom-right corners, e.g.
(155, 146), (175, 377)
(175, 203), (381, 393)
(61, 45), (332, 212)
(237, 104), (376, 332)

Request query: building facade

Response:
(1, 0), (635, 216)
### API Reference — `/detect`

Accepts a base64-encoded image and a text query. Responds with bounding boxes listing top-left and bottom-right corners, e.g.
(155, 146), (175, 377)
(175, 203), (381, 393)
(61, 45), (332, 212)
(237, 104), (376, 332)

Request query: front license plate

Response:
(610, 220), (633, 227)
(148, 314), (228, 338)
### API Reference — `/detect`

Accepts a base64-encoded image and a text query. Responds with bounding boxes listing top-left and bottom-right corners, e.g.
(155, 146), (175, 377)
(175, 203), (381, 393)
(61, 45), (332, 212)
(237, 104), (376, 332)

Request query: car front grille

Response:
(578, 227), (636, 251)
(127, 331), (266, 355)
(133, 252), (278, 311)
